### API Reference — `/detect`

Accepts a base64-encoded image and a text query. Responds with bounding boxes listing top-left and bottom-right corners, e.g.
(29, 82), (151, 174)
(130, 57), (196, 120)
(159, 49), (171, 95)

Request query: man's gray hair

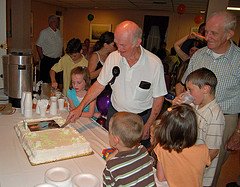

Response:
(208, 11), (237, 31)
(48, 15), (58, 23)
(132, 26), (142, 45)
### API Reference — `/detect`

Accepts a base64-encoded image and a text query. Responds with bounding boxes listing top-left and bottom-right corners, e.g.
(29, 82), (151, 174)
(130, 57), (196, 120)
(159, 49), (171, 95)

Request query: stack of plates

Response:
(72, 173), (100, 187)
(45, 167), (72, 187)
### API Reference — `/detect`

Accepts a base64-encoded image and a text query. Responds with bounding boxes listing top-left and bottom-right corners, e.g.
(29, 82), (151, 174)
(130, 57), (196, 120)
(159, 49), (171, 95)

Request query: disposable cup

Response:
(39, 105), (47, 117)
(58, 98), (65, 111)
(181, 92), (194, 104)
(24, 92), (33, 110)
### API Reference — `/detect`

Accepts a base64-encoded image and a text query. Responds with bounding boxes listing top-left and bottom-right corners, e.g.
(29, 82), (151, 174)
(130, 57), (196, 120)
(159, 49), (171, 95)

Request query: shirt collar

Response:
(121, 46), (145, 69)
(115, 145), (143, 158)
(206, 40), (235, 60)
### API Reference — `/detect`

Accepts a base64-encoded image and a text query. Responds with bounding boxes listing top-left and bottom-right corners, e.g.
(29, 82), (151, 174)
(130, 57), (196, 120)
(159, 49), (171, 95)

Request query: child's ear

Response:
(203, 85), (211, 94)
(113, 135), (120, 145)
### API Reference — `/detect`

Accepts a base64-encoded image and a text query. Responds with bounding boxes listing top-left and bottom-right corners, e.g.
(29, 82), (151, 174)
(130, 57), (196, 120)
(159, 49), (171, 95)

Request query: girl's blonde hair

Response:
(69, 66), (91, 90)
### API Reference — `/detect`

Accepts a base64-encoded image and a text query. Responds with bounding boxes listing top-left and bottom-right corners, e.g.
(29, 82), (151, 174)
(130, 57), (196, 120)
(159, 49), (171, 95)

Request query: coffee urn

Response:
(2, 53), (33, 108)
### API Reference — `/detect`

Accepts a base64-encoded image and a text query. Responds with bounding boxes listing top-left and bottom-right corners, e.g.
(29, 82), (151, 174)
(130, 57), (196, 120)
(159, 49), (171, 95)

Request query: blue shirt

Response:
(67, 89), (98, 120)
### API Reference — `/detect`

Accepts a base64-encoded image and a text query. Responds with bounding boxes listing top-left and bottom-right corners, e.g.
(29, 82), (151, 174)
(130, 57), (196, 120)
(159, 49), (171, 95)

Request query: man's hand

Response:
(226, 131), (240, 151)
(66, 107), (83, 123)
(142, 123), (151, 140)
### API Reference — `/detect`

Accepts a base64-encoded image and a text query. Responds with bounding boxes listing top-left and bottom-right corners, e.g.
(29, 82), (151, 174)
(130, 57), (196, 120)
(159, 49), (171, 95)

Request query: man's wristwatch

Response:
(235, 129), (240, 134)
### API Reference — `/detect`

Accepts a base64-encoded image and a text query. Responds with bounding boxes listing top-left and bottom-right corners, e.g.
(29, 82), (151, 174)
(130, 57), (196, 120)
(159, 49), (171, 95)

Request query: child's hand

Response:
(51, 82), (58, 89)
(172, 94), (183, 105)
(106, 149), (118, 161)
(102, 148), (117, 161)
(94, 112), (101, 119)
(69, 105), (75, 111)
(172, 92), (194, 106)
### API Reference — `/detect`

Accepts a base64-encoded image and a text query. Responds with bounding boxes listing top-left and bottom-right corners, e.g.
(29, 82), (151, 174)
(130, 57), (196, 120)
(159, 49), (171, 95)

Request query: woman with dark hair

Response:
(88, 31), (116, 84)
(173, 26), (206, 95)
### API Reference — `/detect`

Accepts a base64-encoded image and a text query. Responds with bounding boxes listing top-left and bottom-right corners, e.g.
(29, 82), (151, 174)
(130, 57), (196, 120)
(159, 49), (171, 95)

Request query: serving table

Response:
(0, 109), (109, 187)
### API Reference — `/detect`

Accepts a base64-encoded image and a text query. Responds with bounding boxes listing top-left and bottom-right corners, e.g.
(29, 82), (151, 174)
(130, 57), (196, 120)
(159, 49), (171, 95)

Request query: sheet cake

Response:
(15, 117), (93, 165)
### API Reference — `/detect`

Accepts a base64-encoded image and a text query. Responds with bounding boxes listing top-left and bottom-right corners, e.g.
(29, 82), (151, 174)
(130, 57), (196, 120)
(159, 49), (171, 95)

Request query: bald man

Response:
(67, 21), (167, 147)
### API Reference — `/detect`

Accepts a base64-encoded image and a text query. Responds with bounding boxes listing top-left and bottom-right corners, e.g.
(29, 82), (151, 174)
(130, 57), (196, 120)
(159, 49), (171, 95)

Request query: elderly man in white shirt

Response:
(67, 20), (167, 148)
(36, 15), (63, 83)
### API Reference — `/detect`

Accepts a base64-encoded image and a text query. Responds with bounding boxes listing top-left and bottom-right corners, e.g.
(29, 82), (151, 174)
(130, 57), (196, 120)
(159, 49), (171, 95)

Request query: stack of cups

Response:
(21, 91), (27, 115)
(24, 92), (33, 118)
(49, 96), (58, 115)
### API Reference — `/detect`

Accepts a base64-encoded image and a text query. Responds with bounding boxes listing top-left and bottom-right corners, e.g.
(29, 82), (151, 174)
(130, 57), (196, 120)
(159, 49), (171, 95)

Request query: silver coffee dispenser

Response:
(2, 53), (33, 107)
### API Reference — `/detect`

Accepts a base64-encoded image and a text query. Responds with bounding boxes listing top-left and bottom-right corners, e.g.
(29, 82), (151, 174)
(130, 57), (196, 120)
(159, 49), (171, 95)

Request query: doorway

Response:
(142, 15), (169, 53)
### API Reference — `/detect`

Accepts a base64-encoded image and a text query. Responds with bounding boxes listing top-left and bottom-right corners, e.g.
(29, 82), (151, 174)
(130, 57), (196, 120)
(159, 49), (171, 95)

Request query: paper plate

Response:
(72, 173), (100, 187)
(35, 183), (57, 187)
(45, 167), (72, 187)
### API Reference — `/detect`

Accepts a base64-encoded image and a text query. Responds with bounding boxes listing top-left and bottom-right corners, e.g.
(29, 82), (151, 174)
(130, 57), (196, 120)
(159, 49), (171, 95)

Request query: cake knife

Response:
(61, 119), (70, 128)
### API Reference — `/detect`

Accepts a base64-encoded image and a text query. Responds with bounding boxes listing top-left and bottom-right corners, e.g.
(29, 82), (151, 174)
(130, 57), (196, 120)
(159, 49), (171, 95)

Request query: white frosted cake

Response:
(15, 117), (93, 165)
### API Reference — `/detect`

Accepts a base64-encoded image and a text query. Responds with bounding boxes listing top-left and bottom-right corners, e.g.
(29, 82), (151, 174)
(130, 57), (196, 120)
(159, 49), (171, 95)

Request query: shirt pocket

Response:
(134, 86), (150, 101)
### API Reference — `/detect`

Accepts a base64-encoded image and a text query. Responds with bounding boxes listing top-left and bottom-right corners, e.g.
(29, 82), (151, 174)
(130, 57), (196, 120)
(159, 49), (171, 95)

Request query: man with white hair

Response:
(175, 11), (240, 186)
(36, 15), (63, 83)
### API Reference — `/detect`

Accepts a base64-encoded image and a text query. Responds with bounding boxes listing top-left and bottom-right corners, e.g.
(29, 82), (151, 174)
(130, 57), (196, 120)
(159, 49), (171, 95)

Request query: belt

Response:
(138, 108), (151, 117)
(43, 55), (60, 60)
(224, 113), (238, 116)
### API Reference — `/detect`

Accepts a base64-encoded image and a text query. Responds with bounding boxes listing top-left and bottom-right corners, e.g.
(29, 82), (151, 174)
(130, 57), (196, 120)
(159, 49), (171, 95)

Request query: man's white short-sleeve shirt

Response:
(97, 46), (167, 113)
(36, 27), (63, 58)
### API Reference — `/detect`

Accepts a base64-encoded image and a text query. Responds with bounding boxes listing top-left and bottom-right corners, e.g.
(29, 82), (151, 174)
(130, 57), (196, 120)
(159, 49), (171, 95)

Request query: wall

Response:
(31, 1), (240, 60)
(62, 8), (200, 47)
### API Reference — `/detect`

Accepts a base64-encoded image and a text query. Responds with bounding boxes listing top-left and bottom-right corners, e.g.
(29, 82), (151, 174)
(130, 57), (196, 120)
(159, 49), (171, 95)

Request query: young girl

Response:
(153, 104), (211, 187)
(67, 67), (100, 119)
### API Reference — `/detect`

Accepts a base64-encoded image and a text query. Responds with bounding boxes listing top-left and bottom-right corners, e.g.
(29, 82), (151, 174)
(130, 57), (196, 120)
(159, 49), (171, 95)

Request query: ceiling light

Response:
(201, 7), (240, 14)
(227, 7), (240, 11)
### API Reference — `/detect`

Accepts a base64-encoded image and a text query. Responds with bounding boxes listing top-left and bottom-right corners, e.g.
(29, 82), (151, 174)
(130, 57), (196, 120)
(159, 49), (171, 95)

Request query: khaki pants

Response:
(211, 114), (238, 187)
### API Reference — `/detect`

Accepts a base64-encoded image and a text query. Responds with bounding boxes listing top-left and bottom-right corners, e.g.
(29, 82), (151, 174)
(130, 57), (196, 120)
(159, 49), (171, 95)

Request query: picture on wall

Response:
(90, 24), (112, 42)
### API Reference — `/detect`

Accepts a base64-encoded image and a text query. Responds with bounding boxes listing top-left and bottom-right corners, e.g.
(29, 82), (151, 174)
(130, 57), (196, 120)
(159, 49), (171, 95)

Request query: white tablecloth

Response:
(0, 109), (109, 187)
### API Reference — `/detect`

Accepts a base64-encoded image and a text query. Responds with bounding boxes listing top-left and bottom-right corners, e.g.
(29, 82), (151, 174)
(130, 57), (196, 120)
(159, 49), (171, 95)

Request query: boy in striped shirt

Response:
(103, 112), (156, 187)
